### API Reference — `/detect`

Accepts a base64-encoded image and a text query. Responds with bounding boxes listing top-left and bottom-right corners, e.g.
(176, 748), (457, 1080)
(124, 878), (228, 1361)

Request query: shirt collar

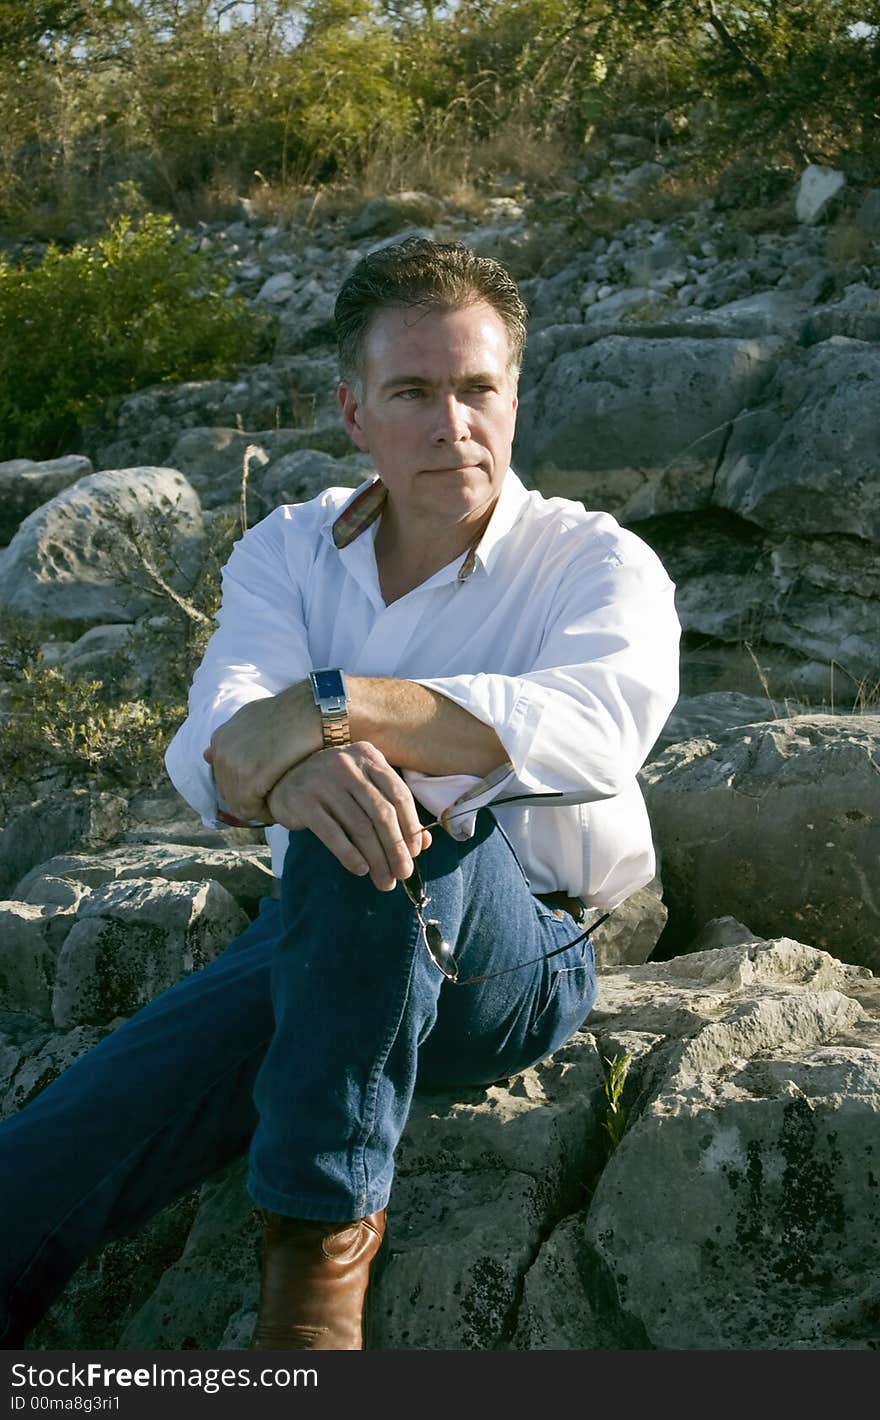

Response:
(328, 468), (530, 580)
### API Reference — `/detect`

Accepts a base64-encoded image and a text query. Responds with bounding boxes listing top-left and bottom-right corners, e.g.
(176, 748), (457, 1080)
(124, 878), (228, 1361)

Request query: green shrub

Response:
(0, 213), (274, 460)
(0, 500), (240, 815)
(0, 621), (182, 813)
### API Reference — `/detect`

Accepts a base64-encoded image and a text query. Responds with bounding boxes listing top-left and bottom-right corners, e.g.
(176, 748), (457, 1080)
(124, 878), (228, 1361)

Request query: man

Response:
(0, 238), (679, 1351)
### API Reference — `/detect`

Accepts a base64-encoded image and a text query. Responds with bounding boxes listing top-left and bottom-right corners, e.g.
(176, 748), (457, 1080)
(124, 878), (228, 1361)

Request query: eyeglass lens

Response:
(402, 864), (460, 983)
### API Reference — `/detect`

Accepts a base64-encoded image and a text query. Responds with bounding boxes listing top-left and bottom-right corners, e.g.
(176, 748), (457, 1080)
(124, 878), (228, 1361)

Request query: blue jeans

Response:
(0, 808), (596, 1347)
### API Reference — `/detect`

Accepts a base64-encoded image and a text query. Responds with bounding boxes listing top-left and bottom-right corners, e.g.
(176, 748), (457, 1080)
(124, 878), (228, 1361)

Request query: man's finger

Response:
(360, 759), (427, 852)
(345, 779), (417, 886)
(300, 803), (371, 879)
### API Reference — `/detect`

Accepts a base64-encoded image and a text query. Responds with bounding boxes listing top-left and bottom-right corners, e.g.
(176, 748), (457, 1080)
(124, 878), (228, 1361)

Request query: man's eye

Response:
(396, 388), (425, 399)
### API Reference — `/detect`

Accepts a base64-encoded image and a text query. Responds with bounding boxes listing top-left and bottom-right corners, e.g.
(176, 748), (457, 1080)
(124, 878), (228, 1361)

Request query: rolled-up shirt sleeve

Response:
(164, 508), (312, 825)
(405, 532), (680, 835)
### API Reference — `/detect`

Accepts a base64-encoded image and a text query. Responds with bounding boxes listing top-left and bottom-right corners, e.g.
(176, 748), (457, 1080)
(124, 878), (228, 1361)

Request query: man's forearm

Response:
(206, 674), (508, 825)
(347, 676), (508, 779)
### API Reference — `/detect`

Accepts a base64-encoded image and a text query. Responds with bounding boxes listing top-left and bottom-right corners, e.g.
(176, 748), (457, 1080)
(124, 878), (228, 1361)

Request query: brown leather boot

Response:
(249, 1207), (386, 1350)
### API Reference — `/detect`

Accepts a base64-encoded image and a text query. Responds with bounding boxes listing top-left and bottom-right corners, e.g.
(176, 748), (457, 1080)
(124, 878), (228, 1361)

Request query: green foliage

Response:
(0, 610), (181, 812)
(0, 213), (272, 459)
(0, 0), (878, 232)
(0, 500), (238, 815)
(602, 1051), (632, 1153)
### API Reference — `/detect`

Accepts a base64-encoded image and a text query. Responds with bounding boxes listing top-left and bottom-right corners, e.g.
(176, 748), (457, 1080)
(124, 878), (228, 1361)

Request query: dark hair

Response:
(334, 237), (528, 385)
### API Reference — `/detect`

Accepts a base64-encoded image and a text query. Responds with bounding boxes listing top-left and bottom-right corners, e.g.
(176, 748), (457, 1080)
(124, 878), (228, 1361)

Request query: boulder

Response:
(591, 881), (667, 967)
(802, 283), (880, 345)
(16, 843), (274, 914)
(0, 456), (93, 545)
(0, 792), (129, 899)
(23, 937), (879, 1350)
(0, 1016), (108, 1120)
(643, 510), (880, 697)
(88, 359), (337, 473)
(654, 692), (779, 756)
(51, 877), (248, 1027)
(714, 341), (880, 544)
(641, 714), (880, 971)
(166, 423), (355, 510)
(347, 192), (445, 239)
(583, 947), (878, 1349)
(856, 188), (880, 233)
(0, 467), (203, 624)
(0, 901), (81, 1017)
(514, 334), (783, 520)
(795, 164), (846, 225)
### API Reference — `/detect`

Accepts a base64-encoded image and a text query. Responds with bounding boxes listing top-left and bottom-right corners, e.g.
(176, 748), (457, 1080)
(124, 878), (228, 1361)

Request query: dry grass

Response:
(744, 642), (880, 719)
(827, 217), (876, 268)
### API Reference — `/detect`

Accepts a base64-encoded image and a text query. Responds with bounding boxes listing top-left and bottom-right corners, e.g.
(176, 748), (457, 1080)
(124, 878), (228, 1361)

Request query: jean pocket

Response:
(529, 960), (595, 1038)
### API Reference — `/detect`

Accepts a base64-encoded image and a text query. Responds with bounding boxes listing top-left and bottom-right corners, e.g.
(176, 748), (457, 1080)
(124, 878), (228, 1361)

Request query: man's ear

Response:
(338, 381), (369, 451)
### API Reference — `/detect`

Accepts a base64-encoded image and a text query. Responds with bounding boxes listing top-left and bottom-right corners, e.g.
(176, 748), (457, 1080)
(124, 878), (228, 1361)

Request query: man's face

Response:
(338, 300), (518, 528)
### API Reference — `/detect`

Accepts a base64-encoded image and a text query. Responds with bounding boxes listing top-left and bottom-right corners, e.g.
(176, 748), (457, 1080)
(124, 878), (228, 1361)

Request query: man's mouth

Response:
(426, 463), (480, 473)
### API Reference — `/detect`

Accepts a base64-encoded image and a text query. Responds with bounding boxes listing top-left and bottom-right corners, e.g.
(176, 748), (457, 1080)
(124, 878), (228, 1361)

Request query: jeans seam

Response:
(4, 1034), (273, 1325)
(350, 906), (424, 1215)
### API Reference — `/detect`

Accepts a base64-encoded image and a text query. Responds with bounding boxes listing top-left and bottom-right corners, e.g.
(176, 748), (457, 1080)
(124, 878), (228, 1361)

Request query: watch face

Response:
(312, 669), (346, 701)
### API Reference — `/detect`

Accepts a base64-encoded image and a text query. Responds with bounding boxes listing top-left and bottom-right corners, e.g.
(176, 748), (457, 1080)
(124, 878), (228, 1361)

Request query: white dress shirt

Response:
(165, 468), (680, 908)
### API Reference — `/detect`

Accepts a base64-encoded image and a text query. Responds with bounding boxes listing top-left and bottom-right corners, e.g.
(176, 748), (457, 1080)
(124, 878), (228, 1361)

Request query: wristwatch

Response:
(308, 667), (351, 748)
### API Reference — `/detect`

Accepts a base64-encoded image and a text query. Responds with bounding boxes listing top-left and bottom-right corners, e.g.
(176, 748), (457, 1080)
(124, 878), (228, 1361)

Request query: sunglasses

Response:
(400, 789), (611, 987)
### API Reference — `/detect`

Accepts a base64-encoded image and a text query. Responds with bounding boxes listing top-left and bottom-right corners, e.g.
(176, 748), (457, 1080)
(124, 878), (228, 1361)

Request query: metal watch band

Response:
(309, 668), (351, 749)
(321, 710), (351, 748)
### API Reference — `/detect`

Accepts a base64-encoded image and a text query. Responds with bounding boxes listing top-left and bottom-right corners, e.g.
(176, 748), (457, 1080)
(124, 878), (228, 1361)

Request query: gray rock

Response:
(655, 692), (779, 754)
(54, 624), (137, 681)
(715, 341), (880, 544)
(0, 1018), (109, 1120)
(51, 877), (248, 1027)
(0, 792), (128, 899)
(796, 164), (846, 225)
(582, 286), (668, 325)
(116, 1161), (260, 1350)
(585, 952), (877, 1346)
(641, 715), (880, 970)
(254, 271), (296, 304)
(0, 456), (93, 545)
(26, 937), (879, 1350)
(515, 334), (783, 520)
(272, 280), (338, 353)
(16, 843), (274, 913)
(605, 161), (666, 201)
(591, 881), (667, 967)
(0, 902), (78, 1016)
(679, 289), (810, 340)
(348, 192), (444, 239)
(856, 188), (880, 233)
(167, 422), (353, 510)
(646, 510), (880, 694)
(0, 467), (203, 624)
(802, 282), (880, 345)
(687, 916), (761, 952)
(257, 448), (371, 517)
(90, 360), (337, 473)
(509, 1210), (602, 1348)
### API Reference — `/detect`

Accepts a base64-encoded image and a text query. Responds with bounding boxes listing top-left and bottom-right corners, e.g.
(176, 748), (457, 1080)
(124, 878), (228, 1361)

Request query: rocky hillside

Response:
(1, 155), (879, 1349)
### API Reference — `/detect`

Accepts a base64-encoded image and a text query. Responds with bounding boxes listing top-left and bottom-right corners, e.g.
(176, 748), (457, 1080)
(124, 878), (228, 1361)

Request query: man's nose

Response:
(431, 395), (470, 442)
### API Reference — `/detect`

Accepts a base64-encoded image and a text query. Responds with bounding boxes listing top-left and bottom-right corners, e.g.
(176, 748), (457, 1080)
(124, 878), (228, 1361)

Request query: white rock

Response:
(795, 164), (846, 225)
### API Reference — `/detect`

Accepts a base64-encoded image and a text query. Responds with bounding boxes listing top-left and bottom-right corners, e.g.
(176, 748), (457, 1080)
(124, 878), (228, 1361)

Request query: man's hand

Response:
(204, 681), (322, 825)
(265, 742), (432, 891)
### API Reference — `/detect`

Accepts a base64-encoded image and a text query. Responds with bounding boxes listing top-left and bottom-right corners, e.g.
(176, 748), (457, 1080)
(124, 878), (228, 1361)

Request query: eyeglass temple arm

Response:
(420, 788), (566, 833)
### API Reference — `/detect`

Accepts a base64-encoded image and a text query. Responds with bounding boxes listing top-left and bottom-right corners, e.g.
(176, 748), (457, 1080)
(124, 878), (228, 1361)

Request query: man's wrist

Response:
(275, 680), (325, 767)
